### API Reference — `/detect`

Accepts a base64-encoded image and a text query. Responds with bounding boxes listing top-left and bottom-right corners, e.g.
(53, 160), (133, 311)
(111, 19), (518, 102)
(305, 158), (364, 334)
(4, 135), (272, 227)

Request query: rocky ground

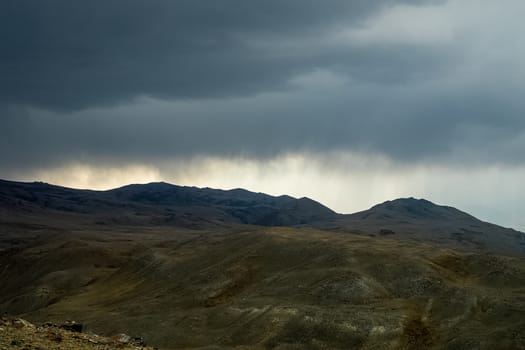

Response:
(0, 317), (156, 350)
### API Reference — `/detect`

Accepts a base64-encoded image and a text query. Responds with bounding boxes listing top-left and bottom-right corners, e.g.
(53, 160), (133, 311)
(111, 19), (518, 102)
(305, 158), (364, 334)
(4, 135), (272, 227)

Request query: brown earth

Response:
(0, 317), (155, 350)
(1, 223), (525, 349)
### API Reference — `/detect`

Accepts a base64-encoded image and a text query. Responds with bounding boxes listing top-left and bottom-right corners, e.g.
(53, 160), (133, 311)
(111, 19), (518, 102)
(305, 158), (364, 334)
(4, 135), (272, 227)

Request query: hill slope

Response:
(1, 227), (525, 349)
(1, 179), (524, 255)
(326, 198), (525, 255)
(0, 179), (337, 227)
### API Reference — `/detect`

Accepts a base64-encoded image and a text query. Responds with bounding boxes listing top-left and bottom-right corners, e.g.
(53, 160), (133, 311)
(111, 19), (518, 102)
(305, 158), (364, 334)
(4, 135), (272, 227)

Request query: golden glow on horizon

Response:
(24, 163), (162, 190)
(9, 152), (525, 231)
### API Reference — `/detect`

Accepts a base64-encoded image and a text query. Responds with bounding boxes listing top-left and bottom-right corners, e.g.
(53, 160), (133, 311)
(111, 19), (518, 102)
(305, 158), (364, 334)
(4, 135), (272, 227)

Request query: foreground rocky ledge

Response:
(0, 317), (157, 350)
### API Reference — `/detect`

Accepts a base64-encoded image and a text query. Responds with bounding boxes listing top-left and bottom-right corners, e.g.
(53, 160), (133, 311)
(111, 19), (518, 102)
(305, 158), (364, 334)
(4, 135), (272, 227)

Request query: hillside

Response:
(1, 179), (525, 348)
(327, 198), (525, 255)
(0, 179), (337, 228)
(1, 179), (524, 255)
(1, 226), (525, 349)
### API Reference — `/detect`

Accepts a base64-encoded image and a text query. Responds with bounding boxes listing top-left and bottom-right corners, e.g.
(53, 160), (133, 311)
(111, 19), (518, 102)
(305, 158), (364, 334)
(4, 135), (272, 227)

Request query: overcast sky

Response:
(2, 1), (525, 230)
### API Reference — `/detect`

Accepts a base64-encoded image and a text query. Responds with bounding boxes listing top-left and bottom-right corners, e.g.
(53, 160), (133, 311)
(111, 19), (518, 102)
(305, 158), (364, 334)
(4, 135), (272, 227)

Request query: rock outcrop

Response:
(0, 317), (156, 350)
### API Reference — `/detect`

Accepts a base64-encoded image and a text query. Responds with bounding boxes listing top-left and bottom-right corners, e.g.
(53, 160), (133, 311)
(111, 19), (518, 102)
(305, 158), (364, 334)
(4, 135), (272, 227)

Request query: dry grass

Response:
(0, 318), (155, 350)
(1, 225), (525, 349)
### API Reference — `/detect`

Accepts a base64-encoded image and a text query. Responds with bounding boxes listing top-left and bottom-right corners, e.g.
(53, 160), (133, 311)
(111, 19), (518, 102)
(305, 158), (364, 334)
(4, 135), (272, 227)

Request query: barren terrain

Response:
(1, 180), (525, 349)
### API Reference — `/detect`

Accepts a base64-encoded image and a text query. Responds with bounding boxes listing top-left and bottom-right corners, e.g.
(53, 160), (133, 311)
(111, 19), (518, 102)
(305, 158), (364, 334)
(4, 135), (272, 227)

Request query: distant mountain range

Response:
(0, 179), (337, 227)
(1, 179), (524, 255)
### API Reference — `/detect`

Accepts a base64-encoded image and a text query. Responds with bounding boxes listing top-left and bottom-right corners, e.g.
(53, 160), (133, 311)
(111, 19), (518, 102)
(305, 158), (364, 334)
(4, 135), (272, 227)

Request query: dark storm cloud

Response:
(1, 0), (525, 174)
(2, 75), (525, 174)
(0, 0), (441, 110)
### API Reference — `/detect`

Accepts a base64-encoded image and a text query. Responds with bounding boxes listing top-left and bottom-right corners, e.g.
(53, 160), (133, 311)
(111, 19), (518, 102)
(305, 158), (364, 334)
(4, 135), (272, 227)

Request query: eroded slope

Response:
(1, 226), (525, 349)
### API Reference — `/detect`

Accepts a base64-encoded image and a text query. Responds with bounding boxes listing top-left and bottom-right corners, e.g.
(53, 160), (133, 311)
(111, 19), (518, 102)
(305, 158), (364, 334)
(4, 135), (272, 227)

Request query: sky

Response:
(1, 1), (525, 230)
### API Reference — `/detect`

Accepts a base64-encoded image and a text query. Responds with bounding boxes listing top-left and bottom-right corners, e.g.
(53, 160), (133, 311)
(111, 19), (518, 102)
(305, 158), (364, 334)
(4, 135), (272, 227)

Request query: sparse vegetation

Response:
(1, 180), (525, 349)
(0, 318), (155, 350)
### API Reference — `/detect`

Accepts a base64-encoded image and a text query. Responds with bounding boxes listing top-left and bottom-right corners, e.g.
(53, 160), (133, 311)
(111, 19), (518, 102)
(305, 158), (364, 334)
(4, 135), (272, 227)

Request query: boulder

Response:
(59, 320), (83, 333)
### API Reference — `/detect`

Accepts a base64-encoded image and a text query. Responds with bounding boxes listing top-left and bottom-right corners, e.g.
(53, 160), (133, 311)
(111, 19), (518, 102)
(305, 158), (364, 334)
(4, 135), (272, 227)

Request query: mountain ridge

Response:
(1, 178), (524, 255)
(0, 179), (493, 221)
(0, 178), (337, 228)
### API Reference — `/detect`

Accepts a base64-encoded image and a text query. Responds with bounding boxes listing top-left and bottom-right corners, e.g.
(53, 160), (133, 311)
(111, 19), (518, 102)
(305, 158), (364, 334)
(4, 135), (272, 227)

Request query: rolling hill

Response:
(328, 197), (525, 255)
(0, 179), (336, 228)
(1, 179), (525, 349)
(1, 179), (524, 255)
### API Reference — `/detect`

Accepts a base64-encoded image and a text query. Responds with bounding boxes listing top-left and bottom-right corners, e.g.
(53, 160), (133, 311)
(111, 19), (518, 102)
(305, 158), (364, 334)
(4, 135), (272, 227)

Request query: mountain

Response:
(0, 179), (337, 227)
(1, 179), (524, 255)
(362, 197), (475, 221)
(326, 197), (525, 255)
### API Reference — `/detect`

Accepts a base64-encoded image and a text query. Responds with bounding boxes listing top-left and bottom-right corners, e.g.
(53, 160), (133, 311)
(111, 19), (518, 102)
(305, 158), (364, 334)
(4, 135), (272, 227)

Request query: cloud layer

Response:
(2, 0), (524, 165)
(1, 0), (441, 110)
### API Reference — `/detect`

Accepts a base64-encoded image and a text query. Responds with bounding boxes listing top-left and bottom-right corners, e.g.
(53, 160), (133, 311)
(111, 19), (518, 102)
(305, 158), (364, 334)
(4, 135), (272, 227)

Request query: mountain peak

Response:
(375, 197), (432, 206)
(368, 197), (474, 220)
